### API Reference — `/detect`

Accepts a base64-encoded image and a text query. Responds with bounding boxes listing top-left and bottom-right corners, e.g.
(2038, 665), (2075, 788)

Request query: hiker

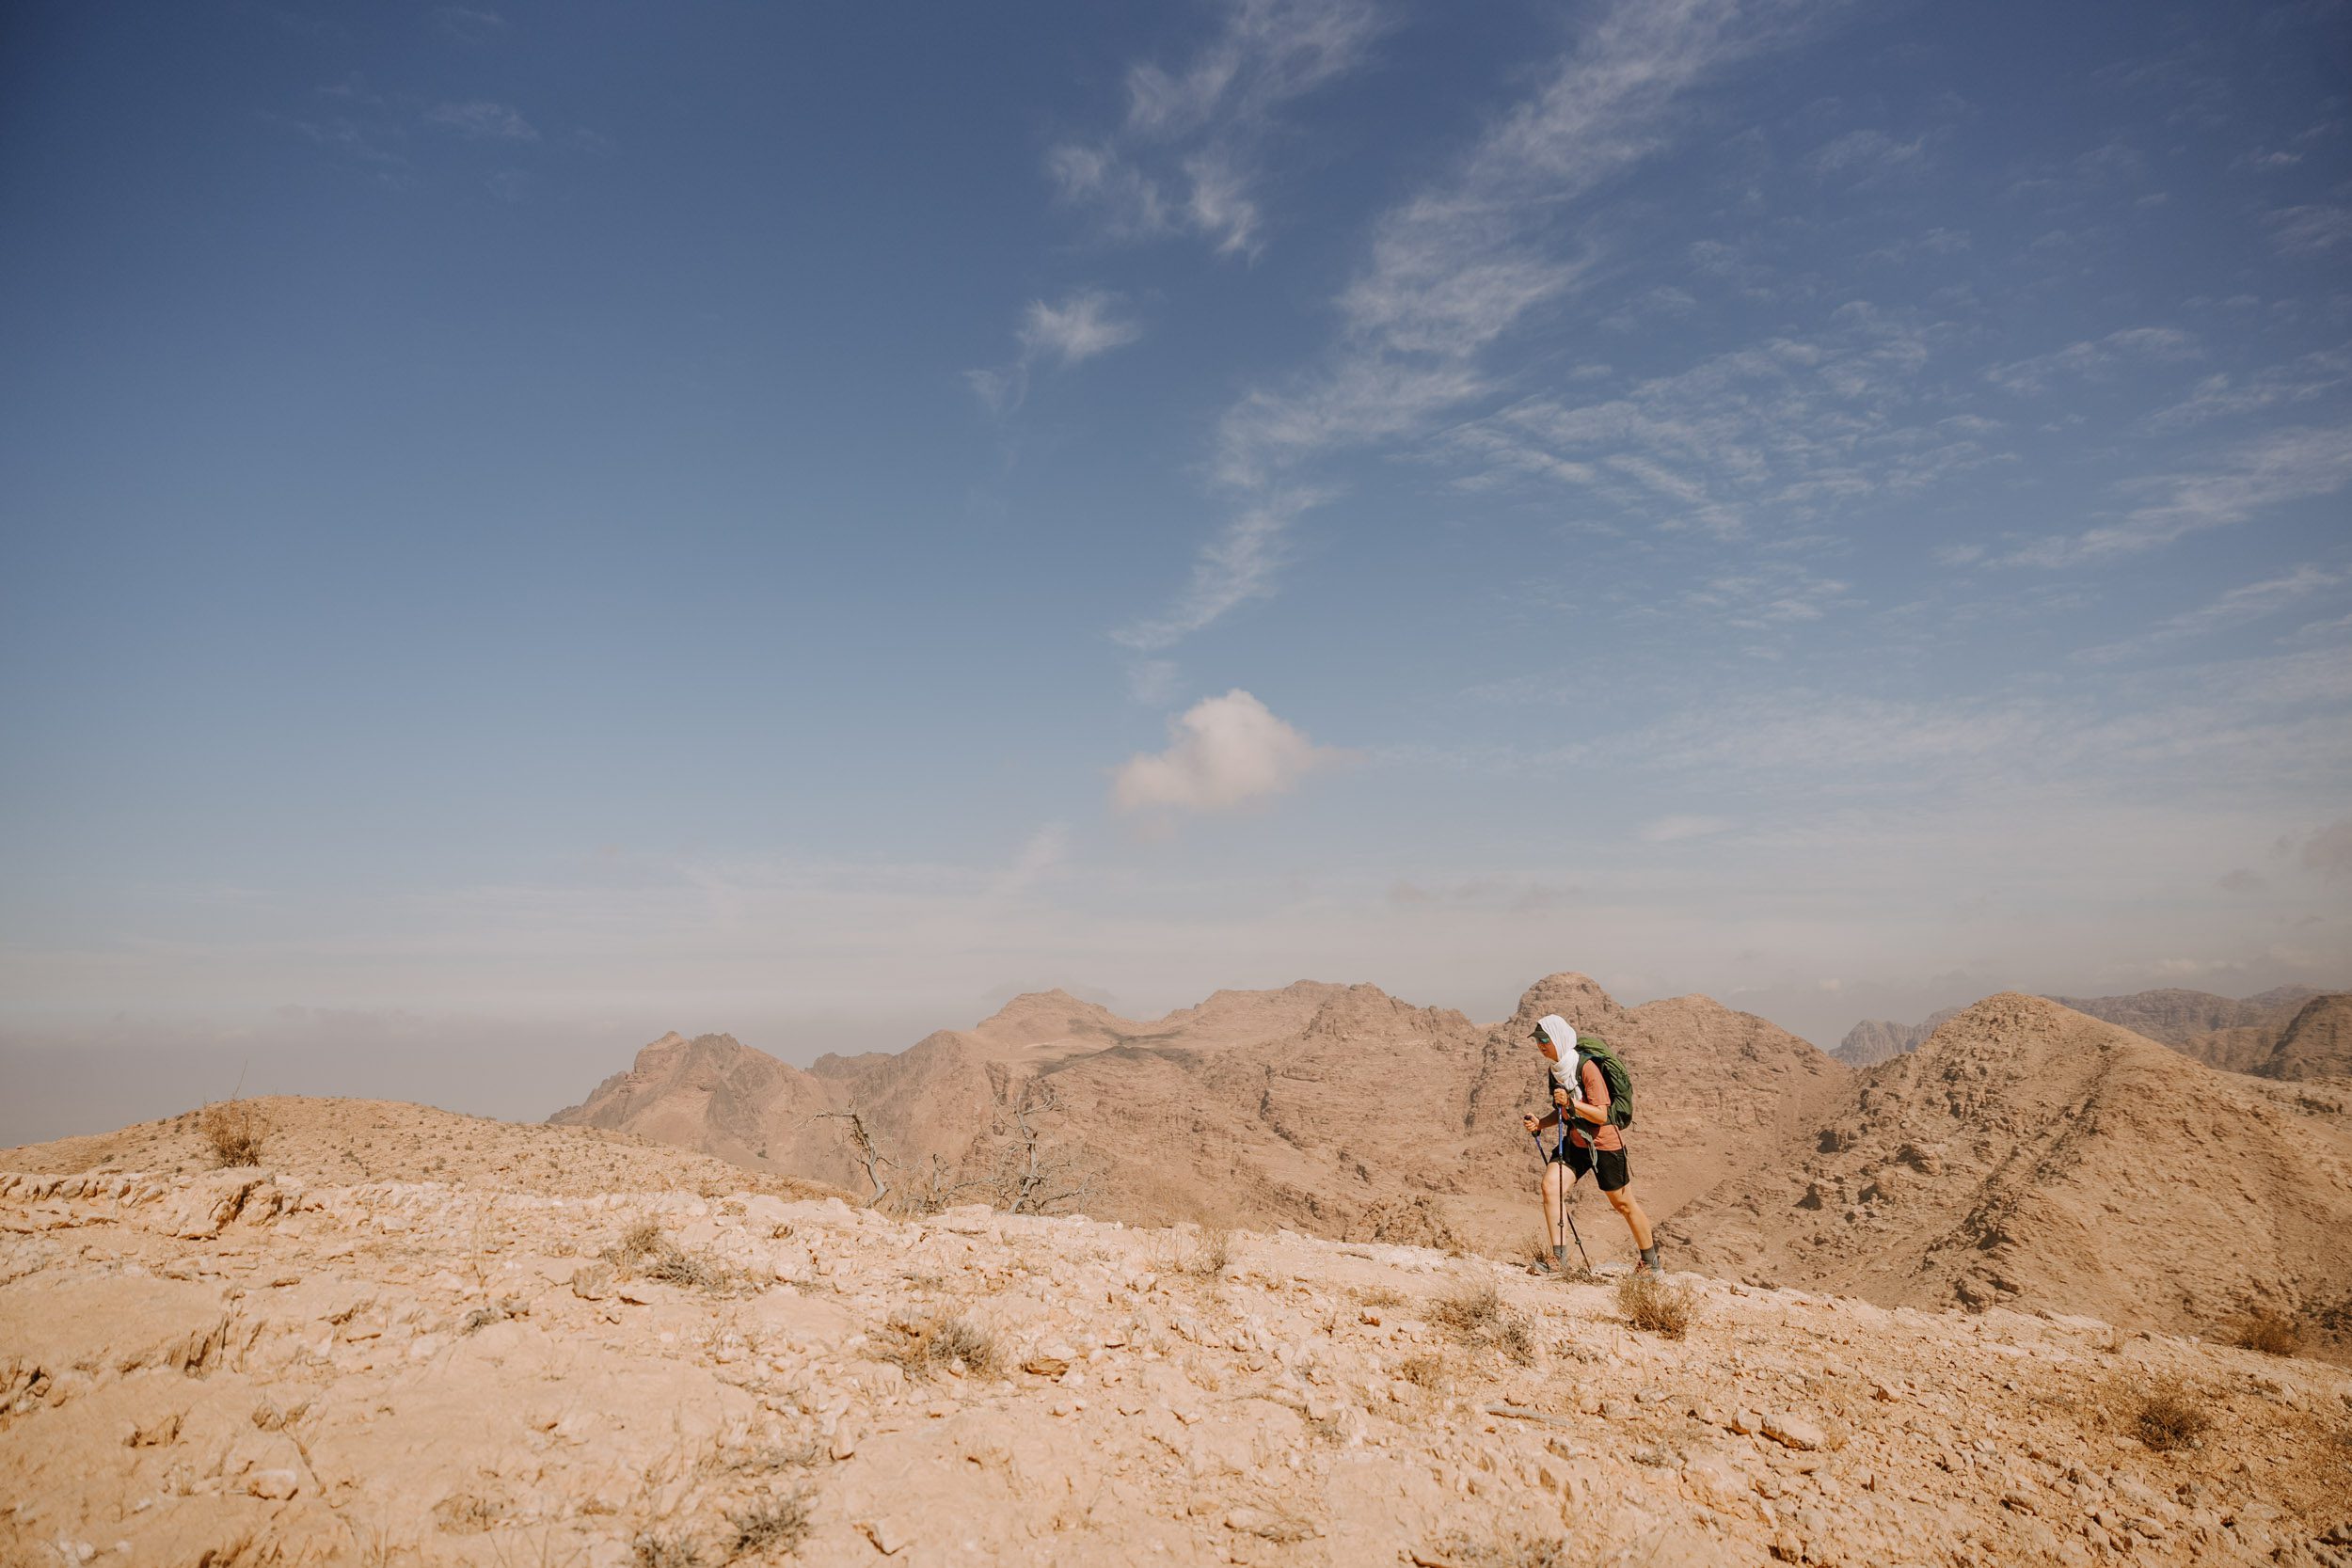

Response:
(1522, 1011), (1661, 1275)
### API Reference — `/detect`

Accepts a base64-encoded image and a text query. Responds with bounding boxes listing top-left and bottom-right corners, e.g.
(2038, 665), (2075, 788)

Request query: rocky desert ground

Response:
(6, 1092), (2352, 1568)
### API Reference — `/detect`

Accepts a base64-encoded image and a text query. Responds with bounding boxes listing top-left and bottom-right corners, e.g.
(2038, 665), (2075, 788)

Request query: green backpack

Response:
(1571, 1034), (1634, 1131)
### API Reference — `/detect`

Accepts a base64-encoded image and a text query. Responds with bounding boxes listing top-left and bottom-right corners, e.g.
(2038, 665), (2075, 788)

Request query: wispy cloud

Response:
(2079, 564), (2346, 663)
(1111, 689), (1349, 816)
(967, 288), (1143, 414)
(1640, 815), (1733, 843)
(425, 100), (539, 141)
(1982, 325), (2197, 396)
(1446, 303), (1986, 538)
(2004, 420), (2352, 567)
(433, 8), (509, 45)
(1804, 127), (1928, 183)
(994, 822), (1073, 897)
(1049, 0), (1389, 258)
(1119, 0), (1825, 649)
(2266, 203), (2352, 258)
(2146, 344), (2351, 432)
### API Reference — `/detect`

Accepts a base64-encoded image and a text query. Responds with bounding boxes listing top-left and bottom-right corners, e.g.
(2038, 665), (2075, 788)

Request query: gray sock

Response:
(1640, 1245), (1661, 1271)
(1553, 1245), (1566, 1265)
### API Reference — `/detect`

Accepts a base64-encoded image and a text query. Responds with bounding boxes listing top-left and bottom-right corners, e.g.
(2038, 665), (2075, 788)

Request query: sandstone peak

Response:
(1498, 972), (1623, 1033)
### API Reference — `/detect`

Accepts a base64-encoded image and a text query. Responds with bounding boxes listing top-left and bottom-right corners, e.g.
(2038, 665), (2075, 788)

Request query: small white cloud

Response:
(1020, 289), (1143, 366)
(425, 100), (538, 141)
(1638, 815), (1733, 844)
(969, 289), (1142, 415)
(1111, 690), (1349, 816)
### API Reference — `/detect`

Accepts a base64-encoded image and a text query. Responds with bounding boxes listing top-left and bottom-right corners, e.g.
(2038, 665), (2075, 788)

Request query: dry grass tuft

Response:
(1183, 1225), (1233, 1279)
(603, 1219), (736, 1294)
(1419, 1529), (1572, 1568)
(2132, 1378), (2211, 1452)
(1355, 1285), (1406, 1308)
(1429, 1278), (1505, 1337)
(1617, 1271), (1697, 1339)
(199, 1100), (271, 1167)
(1397, 1353), (1446, 1389)
(877, 1312), (999, 1381)
(1427, 1279), (1538, 1367)
(2232, 1310), (2304, 1358)
(628, 1530), (700, 1568)
(724, 1487), (812, 1560)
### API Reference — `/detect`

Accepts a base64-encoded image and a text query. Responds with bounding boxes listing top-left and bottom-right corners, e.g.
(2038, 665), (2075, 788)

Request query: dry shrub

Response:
(878, 1312), (999, 1381)
(1356, 1285), (1406, 1308)
(2233, 1310), (2304, 1358)
(1397, 1353), (1446, 1388)
(432, 1491), (504, 1535)
(2133, 1379), (2211, 1452)
(1420, 1529), (1572, 1568)
(1430, 1279), (1505, 1337)
(1617, 1272), (1696, 1339)
(725, 1487), (812, 1560)
(199, 1100), (271, 1167)
(1429, 1280), (1537, 1367)
(1184, 1225), (1233, 1279)
(628, 1531), (700, 1568)
(462, 1298), (523, 1334)
(603, 1219), (734, 1294)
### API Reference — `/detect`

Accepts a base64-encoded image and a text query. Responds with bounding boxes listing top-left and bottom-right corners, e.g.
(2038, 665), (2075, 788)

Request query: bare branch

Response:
(817, 1109), (894, 1209)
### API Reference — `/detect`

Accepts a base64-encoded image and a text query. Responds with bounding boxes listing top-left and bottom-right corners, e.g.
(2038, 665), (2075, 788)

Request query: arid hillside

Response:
(2258, 994), (2352, 1082)
(1840, 985), (2340, 1075)
(1666, 994), (2352, 1358)
(5, 1124), (2349, 1567)
(550, 974), (1848, 1260)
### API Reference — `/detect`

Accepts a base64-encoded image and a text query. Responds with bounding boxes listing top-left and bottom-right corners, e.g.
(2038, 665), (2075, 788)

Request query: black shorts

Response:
(1549, 1138), (1629, 1193)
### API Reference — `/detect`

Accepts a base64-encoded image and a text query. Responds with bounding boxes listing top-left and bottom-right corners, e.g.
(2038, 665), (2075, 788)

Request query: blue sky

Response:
(4, 0), (2349, 1132)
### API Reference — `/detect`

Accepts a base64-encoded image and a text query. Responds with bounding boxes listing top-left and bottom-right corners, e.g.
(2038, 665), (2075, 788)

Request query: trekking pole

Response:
(1526, 1128), (1591, 1273)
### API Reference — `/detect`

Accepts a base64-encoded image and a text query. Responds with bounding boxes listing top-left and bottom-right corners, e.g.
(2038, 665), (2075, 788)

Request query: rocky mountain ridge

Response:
(1836, 984), (2340, 1075)
(1670, 994), (2352, 1358)
(550, 973), (1846, 1259)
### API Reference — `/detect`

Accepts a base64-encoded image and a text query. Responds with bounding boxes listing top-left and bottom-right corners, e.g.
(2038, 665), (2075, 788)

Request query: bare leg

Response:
(1605, 1183), (1654, 1252)
(1541, 1160), (1568, 1248)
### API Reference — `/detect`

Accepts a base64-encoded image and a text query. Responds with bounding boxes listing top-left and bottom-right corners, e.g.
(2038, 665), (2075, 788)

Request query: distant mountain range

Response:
(549, 972), (2352, 1354)
(1834, 985), (2344, 1075)
(549, 974), (1847, 1254)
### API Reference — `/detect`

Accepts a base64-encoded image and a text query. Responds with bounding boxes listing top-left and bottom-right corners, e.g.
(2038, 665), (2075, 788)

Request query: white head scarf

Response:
(1535, 1013), (1576, 1052)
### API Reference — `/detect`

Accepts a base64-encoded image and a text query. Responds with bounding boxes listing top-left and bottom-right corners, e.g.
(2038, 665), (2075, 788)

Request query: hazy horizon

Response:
(6, 0), (2348, 1147)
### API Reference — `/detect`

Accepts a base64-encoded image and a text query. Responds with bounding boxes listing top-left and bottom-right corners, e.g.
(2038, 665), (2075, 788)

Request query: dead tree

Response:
(818, 1109), (893, 1209)
(988, 1080), (1096, 1216)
